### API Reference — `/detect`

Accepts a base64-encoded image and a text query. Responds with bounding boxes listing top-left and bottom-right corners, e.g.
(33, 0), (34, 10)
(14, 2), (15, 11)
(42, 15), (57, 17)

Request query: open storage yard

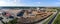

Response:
(16, 8), (57, 24)
(0, 8), (58, 24)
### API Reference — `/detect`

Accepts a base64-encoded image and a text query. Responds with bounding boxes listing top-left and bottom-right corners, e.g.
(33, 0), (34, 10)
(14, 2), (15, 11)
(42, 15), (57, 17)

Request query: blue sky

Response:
(0, 0), (60, 7)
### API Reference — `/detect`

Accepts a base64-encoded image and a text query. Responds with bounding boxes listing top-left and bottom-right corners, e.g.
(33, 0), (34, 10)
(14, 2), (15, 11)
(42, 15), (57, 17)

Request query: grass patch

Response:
(53, 13), (60, 24)
(7, 18), (18, 24)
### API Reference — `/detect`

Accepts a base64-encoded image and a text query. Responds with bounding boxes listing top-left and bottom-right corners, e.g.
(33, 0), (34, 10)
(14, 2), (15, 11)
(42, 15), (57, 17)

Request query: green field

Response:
(53, 13), (60, 24)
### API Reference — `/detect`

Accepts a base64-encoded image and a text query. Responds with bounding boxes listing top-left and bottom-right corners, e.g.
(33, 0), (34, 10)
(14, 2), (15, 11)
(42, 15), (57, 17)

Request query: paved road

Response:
(35, 16), (51, 24)
(48, 11), (59, 24)
(35, 10), (58, 24)
(35, 12), (57, 24)
(0, 21), (3, 24)
(0, 13), (13, 24)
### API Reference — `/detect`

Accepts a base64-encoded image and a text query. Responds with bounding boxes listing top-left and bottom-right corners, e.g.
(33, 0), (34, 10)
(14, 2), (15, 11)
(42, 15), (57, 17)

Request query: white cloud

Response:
(56, 2), (60, 4)
(35, 2), (41, 4)
(0, 1), (7, 6)
(0, 0), (25, 6)
(37, 2), (41, 4)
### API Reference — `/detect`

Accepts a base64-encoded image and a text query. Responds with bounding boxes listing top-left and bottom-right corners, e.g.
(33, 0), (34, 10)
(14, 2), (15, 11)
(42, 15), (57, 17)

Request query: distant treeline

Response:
(1, 7), (46, 9)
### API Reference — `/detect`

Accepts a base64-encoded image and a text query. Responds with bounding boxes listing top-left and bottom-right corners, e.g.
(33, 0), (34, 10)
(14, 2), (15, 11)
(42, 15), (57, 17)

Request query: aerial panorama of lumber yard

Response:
(0, 0), (60, 24)
(0, 7), (59, 24)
